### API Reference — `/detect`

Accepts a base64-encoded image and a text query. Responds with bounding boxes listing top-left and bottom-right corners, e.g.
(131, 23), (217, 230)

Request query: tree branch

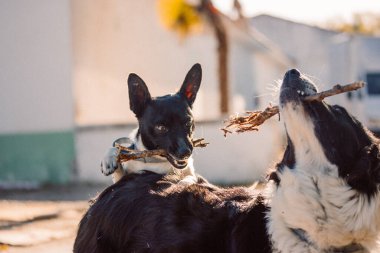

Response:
(200, 0), (229, 114)
(116, 138), (209, 162)
(222, 81), (365, 136)
(303, 81), (364, 101)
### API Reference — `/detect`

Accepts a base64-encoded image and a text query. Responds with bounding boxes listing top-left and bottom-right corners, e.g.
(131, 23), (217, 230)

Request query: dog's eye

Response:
(154, 124), (168, 134)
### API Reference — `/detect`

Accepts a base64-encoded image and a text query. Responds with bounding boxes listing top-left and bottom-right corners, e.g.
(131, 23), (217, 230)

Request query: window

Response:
(367, 73), (380, 95)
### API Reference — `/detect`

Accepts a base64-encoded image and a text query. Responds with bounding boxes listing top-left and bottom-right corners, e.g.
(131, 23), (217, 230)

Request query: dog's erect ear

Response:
(128, 73), (152, 117)
(178, 63), (202, 106)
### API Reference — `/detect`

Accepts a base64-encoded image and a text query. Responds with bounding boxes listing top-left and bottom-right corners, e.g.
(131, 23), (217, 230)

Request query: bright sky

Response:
(213, 0), (380, 25)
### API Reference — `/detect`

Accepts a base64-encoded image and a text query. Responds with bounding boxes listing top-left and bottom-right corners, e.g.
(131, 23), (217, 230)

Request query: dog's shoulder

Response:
(76, 173), (220, 252)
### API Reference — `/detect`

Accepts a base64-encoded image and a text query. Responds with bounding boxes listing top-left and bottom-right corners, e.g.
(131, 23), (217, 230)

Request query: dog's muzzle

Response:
(166, 153), (190, 169)
(166, 140), (192, 169)
(280, 69), (318, 105)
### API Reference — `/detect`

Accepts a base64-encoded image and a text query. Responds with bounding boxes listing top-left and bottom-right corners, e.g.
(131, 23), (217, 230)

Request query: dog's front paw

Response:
(100, 147), (119, 176)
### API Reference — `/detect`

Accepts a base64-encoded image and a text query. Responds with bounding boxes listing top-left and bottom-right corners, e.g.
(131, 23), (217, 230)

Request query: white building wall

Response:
(251, 15), (380, 129)
(356, 37), (380, 129)
(328, 35), (365, 122)
(229, 42), (257, 111)
(193, 121), (284, 183)
(357, 37), (380, 73)
(0, 0), (75, 184)
(76, 121), (284, 184)
(251, 15), (336, 89)
(72, 0), (220, 126)
(254, 52), (287, 107)
(328, 35), (380, 126)
(0, 0), (74, 133)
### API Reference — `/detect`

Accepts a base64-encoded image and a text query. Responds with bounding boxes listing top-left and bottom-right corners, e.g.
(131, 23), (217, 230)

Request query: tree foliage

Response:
(157, 0), (202, 36)
(325, 12), (380, 36)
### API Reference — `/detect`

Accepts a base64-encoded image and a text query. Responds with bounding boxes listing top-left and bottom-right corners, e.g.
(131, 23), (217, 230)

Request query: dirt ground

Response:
(0, 183), (108, 253)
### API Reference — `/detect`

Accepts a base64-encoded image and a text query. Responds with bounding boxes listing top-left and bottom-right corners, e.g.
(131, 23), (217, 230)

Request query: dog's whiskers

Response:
(266, 80), (282, 92)
(252, 92), (277, 99)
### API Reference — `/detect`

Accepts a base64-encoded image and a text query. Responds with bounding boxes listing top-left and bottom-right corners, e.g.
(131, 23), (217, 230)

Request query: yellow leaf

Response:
(0, 244), (9, 252)
(157, 0), (202, 36)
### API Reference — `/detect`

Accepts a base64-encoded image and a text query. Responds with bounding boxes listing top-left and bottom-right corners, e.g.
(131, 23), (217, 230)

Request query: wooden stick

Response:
(221, 106), (279, 137)
(222, 81), (365, 136)
(116, 138), (209, 162)
(117, 146), (166, 162)
(303, 81), (364, 102)
(192, 138), (209, 148)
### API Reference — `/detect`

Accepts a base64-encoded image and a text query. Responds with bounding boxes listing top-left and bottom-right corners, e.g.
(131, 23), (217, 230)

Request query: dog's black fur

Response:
(74, 69), (380, 253)
(74, 173), (271, 253)
(128, 64), (201, 168)
(103, 64), (202, 179)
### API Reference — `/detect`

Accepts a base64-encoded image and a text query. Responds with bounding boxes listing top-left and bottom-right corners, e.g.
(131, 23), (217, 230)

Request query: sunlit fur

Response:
(74, 173), (271, 253)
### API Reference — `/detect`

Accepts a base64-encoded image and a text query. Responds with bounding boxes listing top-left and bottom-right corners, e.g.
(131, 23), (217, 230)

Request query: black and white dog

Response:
(74, 69), (380, 253)
(100, 64), (202, 184)
(267, 69), (380, 253)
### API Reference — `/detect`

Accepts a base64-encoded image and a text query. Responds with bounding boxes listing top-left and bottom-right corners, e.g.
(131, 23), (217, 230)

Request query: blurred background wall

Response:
(1, 0), (380, 187)
(0, 0), (74, 186)
(71, 0), (288, 183)
(251, 15), (380, 126)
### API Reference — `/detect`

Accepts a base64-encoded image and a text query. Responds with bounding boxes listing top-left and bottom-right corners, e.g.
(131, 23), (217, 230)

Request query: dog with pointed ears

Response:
(100, 63), (202, 184)
(75, 68), (380, 253)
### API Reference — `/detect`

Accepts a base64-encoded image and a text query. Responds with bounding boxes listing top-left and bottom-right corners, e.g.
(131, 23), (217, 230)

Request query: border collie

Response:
(267, 68), (380, 253)
(100, 64), (202, 184)
(74, 69), (380, 253)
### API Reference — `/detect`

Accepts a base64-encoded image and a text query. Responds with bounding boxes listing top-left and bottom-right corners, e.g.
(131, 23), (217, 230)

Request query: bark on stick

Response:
(222, 81), (365, 136)
(116, 138), (209, 162)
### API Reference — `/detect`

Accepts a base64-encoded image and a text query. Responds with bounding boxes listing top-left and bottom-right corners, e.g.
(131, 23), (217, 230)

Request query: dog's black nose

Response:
(173, 139), (193, 160)
(286, 69), (301, 78)
(176, 146), (192, 160)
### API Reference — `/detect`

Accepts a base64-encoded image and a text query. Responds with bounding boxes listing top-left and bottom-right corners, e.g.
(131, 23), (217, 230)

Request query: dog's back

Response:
(74, 172), (271, 253)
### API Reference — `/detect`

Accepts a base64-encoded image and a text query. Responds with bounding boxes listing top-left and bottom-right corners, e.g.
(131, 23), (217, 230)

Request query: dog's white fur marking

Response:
(267, 103), (380, 253)
(108, 130), (196, 184)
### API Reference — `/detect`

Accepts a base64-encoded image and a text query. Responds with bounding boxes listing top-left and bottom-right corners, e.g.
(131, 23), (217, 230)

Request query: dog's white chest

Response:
(269, 166), (380, 252)
(112, 156), (196, 184)
(125, 160), (174, 174)
(112, 160), (175, 183)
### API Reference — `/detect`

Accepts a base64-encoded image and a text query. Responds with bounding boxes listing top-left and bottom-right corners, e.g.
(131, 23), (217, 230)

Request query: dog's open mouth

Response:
(280, 69), (318, 105)
(166, 154), (188, 169)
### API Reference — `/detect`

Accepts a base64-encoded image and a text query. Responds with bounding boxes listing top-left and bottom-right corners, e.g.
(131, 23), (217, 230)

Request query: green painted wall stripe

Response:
(0, 131), (75, 184)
